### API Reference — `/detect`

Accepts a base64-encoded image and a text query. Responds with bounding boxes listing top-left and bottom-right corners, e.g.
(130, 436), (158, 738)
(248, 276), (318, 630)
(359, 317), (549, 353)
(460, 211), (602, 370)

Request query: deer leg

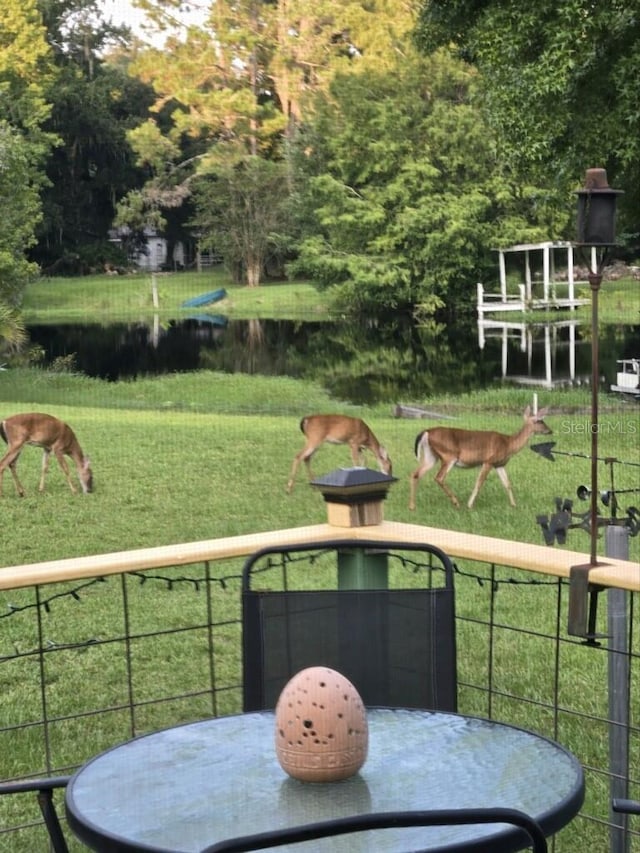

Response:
(8, 460), (26, 497)
(286, 446), (316, 494)
(409, 456), (438, 510)
(51, 450), (77, 494)
(467, 463), (493, 508)
(0, 447), (26, 497)
(302, 452), (317, 481)
(286, 454), (302, 493)
(39, 449), (51, 492)
(494, 466), (516, 507)
(435, 460), (461, 508)
(40, 449), (76, 494)
(348, 443), (365, 467)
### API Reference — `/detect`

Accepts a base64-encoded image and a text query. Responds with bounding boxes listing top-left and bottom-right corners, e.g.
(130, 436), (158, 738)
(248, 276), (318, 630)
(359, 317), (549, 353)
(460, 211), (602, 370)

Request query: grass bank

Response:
(22, 271), (331, 322)
(22, 270), (640, 325)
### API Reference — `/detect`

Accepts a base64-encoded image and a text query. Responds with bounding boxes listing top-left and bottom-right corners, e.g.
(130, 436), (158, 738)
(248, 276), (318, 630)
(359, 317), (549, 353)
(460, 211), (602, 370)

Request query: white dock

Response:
(477, 241), (593, 315)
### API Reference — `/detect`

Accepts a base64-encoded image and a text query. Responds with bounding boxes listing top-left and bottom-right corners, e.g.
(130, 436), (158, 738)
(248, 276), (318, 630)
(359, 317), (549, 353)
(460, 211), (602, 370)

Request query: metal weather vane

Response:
(530, 442), (640, 468)
(531, 443), (640, 546)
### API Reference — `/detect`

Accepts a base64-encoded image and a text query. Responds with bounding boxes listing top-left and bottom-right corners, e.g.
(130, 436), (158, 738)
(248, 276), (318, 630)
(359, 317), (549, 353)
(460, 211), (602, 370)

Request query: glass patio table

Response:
(65, 708), (584, 853)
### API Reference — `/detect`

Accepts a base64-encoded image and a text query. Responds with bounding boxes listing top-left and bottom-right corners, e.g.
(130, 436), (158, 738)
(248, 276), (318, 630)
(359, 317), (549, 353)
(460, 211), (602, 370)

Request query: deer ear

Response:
(536, 407), (550, 418)
(523, 405), (531, 417)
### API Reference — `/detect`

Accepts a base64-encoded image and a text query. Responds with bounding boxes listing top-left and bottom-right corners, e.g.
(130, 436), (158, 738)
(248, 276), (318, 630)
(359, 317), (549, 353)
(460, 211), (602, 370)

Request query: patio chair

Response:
(0, 775), (71, 853)
(199, 807), (548, 852)
(242, 539), (457, 712)
(613, 798), (640, 815)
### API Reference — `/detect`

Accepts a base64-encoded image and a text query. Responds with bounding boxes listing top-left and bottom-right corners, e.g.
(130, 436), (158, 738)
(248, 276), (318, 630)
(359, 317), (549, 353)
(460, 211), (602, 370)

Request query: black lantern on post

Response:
(576, 168), (623, 247)
(574, 168), (623, 565)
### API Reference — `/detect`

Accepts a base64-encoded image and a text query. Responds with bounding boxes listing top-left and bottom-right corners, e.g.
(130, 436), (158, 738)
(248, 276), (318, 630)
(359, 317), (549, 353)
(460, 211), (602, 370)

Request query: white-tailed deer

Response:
(409, 405), (551, 510)
(286, 414), (392, 493)
(0, 413), (93, 497)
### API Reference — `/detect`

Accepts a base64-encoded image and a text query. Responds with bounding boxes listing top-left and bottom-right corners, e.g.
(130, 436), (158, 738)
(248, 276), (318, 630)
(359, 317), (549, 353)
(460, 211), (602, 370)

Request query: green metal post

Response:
(337, 548), (388, 590)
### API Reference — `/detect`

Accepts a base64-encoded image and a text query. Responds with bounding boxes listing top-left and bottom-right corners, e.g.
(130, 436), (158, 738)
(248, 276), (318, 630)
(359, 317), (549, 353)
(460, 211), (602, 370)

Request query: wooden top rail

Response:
(364, 522), (639, 592)
(0, 520), (638, 592)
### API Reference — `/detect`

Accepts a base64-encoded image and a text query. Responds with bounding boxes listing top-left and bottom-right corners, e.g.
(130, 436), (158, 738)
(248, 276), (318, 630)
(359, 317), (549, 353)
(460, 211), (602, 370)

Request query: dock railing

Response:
(0, 519), (638, 852)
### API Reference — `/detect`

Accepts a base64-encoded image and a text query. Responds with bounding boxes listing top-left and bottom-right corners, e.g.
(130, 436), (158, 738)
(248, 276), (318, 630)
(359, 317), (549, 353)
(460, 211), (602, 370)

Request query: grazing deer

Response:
(409, 405), (551, 510)
(286, 414), (392, 493)
(0, 413), (93, 497)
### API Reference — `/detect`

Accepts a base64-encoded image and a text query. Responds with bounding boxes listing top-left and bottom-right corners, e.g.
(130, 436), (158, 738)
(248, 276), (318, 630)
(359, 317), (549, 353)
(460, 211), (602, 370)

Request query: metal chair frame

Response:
(200, 807), (548, 853)
(0, 775), (71, 853)
(613, 798), (640, 815)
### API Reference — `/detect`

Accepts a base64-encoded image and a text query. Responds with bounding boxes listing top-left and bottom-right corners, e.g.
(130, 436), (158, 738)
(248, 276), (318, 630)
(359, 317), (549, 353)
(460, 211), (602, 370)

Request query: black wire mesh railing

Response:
(0, 544), (637, 852)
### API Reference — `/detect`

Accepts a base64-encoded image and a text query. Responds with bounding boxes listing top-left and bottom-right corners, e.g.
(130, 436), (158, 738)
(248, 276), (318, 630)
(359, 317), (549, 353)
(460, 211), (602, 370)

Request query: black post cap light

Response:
(575, 168), (623, 246)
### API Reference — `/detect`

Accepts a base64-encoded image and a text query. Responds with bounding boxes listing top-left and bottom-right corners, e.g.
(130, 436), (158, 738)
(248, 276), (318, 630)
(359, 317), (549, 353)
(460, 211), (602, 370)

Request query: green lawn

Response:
(1, 371), (638, 567)
(21, 270), (332, 322)
(21, 269), (640, 324)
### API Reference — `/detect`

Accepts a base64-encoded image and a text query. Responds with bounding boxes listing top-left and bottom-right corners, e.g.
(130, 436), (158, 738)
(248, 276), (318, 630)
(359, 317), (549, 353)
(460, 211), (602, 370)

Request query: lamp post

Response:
(575, 168), (623, 566)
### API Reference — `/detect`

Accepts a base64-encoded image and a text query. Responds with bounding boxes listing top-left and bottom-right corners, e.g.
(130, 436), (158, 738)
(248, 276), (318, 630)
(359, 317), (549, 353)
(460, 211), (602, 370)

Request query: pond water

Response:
(27, 314), (640, 406)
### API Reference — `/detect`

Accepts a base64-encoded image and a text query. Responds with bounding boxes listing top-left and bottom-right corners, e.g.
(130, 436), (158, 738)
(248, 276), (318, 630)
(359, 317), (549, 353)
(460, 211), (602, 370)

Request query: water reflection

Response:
(26, 315), (639, 405)
(479, 319), (640, 392)
(478, 319), (587, 388)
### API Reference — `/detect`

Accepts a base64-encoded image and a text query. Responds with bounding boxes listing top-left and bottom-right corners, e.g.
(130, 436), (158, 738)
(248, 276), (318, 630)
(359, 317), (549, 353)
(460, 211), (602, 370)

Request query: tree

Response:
(130, 0), (416, 140)
(0, 0), (55, 303)
(130, 0), (284, 157)
(414, 0), (640, 248)
(30, 0), (156, 273)
(0, 123), (43, 305)
(119, 0), (419, 284)
(269, 0), (417, 124)
(191, 156), (292, 285)
(288, 46), (542, 316)
(0, 0), (56, 154)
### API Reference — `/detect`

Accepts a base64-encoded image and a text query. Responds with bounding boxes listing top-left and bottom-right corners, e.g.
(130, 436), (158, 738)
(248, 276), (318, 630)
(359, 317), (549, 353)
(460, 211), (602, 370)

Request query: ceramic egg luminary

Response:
(274, 666), (368, 782)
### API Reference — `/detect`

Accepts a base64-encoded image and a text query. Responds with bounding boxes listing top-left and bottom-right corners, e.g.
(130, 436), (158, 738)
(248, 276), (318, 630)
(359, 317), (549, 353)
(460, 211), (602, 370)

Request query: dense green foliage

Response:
(32, 0), (155, 273)
(191, 157), (294, 285)
(0, 125), (42, 305)
(119, 1), (425, 288)
(414, 0), (640, 251)
(0, 0), (56, 304)
(288, 48), (555, 315)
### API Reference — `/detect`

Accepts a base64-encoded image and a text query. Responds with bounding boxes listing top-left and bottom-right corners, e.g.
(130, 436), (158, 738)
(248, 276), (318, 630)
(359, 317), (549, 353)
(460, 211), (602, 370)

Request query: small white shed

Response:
(109, 227), (185, 272)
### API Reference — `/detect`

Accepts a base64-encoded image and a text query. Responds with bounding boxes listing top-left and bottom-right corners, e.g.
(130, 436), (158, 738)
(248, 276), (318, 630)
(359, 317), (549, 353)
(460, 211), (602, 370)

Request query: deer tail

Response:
(0, 421), (6, 446)
(414, 430), (428, 459)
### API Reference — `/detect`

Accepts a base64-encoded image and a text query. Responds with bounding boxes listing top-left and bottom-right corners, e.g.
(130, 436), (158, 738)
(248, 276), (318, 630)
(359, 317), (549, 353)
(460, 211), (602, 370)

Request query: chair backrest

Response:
(242, 539), (457, 712)
(0, 775), (71, 853)
(613, 798), (640, 815)
(200, 807), (548, 853)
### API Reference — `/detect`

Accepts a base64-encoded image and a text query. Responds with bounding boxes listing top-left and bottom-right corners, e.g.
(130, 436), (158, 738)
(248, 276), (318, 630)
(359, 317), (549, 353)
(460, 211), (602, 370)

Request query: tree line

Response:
(1, 0), (638, 342)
